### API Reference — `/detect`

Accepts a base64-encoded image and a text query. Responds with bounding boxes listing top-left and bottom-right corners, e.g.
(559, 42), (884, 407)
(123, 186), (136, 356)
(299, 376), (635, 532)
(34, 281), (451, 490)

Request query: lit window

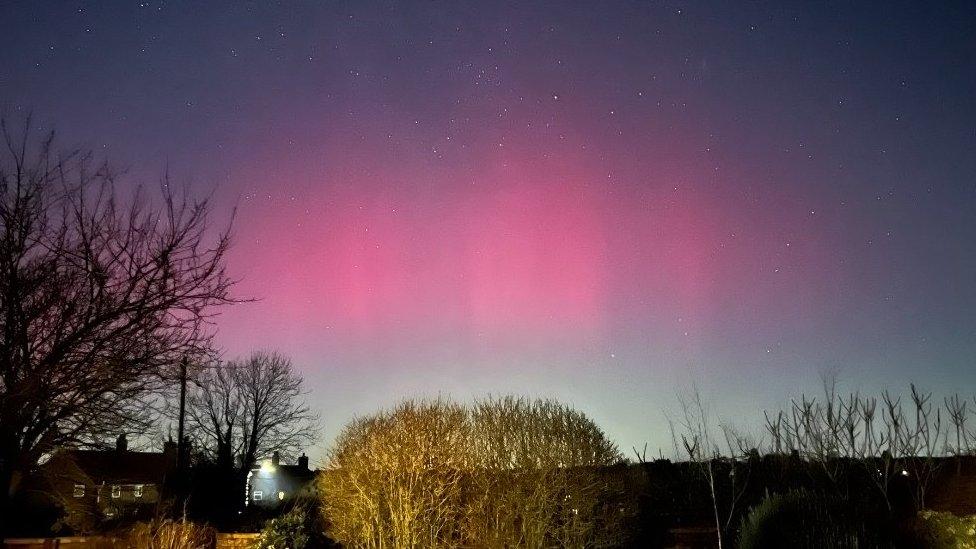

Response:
(111, 485), (121, 498)
(73, 484), (85, 498)
(253, 491), (263, 501)
(134, 484), (144, 498)
(278, 491), (285, 501)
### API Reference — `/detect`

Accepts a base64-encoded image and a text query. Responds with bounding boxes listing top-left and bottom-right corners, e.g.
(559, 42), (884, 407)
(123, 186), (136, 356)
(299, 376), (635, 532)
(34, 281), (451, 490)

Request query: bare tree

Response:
(0, 115), (237, 525)
(901, 384), (944, 510)
(185, 358), (239, 471)
(670, 386), (755, 549)
(945, 394), (970, 458)
(764, 380), (896, 509)
(186, 350), (317, 476)
(764, 378), (951, 513)
(235, 351), (318, 472)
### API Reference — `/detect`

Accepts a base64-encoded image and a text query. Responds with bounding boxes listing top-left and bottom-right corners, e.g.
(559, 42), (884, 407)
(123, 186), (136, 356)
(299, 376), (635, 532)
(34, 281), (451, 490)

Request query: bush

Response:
(320, 398), (471, 548)
(257, 505), (312, 549)
(128, 518), (216, 549)
(738, 490), (881, 549)
(916, 510), (976, 549)
(320, 396), (626, 549)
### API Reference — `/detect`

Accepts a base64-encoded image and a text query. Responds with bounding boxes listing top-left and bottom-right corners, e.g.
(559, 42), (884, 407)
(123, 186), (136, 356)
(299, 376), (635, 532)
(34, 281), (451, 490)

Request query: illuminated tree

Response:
(466, 396), (627, 549)
(320, 398), (471, 549)
(319, 396), (627, 549)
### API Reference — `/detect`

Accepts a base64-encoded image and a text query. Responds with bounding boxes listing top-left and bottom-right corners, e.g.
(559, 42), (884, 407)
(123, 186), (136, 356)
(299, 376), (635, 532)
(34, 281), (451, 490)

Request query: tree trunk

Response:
(0, 462), (12, 536)
(708, 462), (723, 549)
(0, 452), (22, 537)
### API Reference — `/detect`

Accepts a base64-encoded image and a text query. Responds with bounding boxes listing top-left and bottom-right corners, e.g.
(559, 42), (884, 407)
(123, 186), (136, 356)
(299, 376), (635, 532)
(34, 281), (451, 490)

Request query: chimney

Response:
(272, 451), (280, 467)
(116, 433), (128, 452)
(298, 453), (309, 471)
(163, 436), (177, 463)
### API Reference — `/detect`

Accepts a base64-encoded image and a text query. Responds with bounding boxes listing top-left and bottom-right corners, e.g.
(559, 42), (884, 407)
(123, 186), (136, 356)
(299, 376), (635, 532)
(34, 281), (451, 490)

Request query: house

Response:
(245, 451), (316, 509)
(40, 434), (177, 530)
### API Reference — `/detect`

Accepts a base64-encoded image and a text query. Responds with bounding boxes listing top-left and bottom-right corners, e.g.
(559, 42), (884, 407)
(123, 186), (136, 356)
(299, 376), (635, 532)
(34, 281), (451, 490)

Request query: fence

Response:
(2, 533), (261, 548)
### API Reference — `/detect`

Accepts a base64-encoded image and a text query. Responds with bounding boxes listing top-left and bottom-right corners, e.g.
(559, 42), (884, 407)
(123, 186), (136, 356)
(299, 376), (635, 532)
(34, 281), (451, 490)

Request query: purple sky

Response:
(3, 1), (975, 460)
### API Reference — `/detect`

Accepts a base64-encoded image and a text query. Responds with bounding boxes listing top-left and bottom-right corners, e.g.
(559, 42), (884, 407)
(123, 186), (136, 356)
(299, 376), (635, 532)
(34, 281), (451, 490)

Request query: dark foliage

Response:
(257, 498), (336, 549)
(181, 460), (247, 530)
(625, 454), (928, 547)
(738, 489), (889, 549)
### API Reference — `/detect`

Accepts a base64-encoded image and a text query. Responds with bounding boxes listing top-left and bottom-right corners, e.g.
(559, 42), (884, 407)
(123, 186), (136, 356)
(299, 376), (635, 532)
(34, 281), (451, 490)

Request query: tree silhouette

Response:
(0, 115), (237, 528)
(186, 350), (317, 477)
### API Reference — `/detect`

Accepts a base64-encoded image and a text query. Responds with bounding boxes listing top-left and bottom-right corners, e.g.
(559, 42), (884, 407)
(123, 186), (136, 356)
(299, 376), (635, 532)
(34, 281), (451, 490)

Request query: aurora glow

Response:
(3, 1), (974, 460)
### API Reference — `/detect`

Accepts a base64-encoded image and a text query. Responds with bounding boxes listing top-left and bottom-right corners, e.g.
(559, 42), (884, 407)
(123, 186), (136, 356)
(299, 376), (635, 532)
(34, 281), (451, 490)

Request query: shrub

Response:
(738, 490), (879, 549)
(465, 396), (630, 548)
(257, 505), (311, 549)
(320, 396), (625, 549)
(127, 518), (216, 549)
(916, 510), (976, 549)
(320, 398), (471, 548)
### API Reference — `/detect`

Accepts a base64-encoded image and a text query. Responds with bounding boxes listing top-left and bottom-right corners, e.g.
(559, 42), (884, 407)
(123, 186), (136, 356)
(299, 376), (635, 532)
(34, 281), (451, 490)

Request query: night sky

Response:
(3, 1), (975, 459)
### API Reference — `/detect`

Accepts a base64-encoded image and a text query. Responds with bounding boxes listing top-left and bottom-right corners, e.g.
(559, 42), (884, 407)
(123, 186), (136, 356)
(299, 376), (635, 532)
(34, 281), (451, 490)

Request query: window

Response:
(111, 484), (121, 498)
(134, 484), (144, 498)
(73, 484), (85, 498)
(253, 491), (263, 501)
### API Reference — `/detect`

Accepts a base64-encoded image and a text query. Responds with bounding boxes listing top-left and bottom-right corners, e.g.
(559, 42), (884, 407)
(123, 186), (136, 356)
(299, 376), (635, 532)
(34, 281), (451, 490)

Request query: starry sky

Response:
(2, 1), (975, 460)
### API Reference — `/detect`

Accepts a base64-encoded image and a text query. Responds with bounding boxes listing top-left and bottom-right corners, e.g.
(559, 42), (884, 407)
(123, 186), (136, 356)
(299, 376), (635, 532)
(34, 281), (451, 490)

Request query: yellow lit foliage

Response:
(319, 396), (627, 549)
(918, 511), (976, 549)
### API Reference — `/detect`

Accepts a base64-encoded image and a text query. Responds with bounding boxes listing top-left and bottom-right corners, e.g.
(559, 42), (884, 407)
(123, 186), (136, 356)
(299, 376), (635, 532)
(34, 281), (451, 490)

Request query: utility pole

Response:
(177, 355), (188, 474)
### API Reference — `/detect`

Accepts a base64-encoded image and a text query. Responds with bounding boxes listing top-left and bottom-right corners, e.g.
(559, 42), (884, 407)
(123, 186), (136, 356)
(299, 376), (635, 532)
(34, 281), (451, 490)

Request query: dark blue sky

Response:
(2, 1), (975, 457)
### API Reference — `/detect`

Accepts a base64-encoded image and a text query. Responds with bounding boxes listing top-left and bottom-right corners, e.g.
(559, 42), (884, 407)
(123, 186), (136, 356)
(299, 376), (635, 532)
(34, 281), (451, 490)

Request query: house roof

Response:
(275, 464), (316, 481)
(50, 449), (175, 485)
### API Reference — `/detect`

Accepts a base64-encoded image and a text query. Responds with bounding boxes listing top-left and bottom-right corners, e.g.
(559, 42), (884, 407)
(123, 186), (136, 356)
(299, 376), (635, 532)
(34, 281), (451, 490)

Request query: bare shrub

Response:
(466, 396), (626, 549)
(320, 398), (471, 549)
(670, 386), (756, 549)
(128, 518), (216, 549)
(764, 377), (957, 511)
(320, 396), (625, 549)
